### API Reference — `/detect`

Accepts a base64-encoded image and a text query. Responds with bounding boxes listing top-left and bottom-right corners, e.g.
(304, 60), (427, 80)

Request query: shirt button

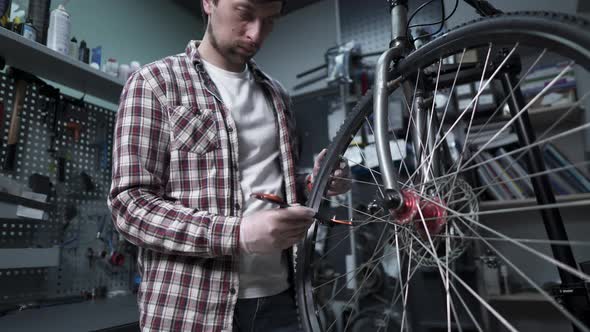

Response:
(234, 203), (241, 210)
(230, 287), (236, 295)
(228, 126), (234, 132)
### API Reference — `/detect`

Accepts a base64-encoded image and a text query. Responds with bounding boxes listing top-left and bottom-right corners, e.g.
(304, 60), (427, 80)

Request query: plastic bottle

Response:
(21, 18), (37, 41)
(0, 0), (10, 28)
(118, 64), (131, 81)
(69, 37), (77, 58)
(130, 61), (141, 73)
(105, 58), (118, 77)
(46, 4), (70, 55)
(91, 46), (102, 67)
(78, 40), (89, 64)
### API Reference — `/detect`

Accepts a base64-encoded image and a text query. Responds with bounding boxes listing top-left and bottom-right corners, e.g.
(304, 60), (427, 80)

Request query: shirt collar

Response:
(186, 40), (269, 84)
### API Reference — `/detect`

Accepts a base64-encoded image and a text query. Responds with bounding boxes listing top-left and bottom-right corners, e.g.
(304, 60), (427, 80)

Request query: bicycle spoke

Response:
(413, 195), (590, 282)
(404, 228), (519, 332)
(365, 116), (414, 181)
(448, 276), (485, 332)
(455, 217), (590, 332)
(350, 134), (386, 198)
(317, 229), (397, 315)
(432, 234), (590, 247)
(337, 229), (398, 331)
(445, 224), (452, 332)
(444, 44), (493, 203)
(407, 116), (590, 192)
(413, 202), (462, 328)
(406, 43), (521, 185)
(461, 49), (547, 152)
(446, 160), (590, 202)
(401, 71), (422, 177)
(394, 224), (408, 330)
(461, 61), (575, 167)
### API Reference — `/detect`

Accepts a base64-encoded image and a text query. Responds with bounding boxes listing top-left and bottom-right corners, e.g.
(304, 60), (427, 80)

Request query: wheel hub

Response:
(416, 197), (448, 238)
(390, 189), (448, 237)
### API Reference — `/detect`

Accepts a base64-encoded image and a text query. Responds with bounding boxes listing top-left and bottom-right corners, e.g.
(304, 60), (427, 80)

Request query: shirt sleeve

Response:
(107, 71), (240, 258)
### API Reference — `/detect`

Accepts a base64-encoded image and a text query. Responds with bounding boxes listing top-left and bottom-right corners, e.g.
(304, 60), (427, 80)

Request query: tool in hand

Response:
(250, 192), (352, 226)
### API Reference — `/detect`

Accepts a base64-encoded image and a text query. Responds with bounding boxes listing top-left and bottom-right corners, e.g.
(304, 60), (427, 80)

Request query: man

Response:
(108, 0), (350, 331)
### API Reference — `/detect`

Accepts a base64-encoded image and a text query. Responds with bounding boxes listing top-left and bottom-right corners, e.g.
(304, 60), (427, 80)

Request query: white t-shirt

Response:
(201, 59), (289, 299)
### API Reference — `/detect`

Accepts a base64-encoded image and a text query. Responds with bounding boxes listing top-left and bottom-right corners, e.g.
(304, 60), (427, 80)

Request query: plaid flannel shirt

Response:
(108, 41), (307, 331)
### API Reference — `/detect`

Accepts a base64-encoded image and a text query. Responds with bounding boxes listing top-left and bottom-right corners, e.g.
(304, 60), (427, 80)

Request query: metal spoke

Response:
(431, 234), (590, 247)
(405, 43), (521, 185)
(461, 61), (575, 167)
(444, 45), (493, 204)
(404, 228), (519, 332)
(455, 217), (590, 332)
(413, 195), (590, 282)
(352, 135), (385, 198)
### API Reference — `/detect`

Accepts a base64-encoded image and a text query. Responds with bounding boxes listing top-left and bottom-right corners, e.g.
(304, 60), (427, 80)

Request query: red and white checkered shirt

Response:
(108, 41), (305, 331)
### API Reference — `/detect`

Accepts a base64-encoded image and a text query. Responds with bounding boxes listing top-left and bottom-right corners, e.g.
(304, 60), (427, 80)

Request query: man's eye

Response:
(237, 8), (254, 20)
(264, 18), (275, 26)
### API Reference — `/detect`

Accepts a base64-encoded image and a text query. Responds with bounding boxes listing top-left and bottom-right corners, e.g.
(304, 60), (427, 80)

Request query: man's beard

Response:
(209, 28), (252, 65)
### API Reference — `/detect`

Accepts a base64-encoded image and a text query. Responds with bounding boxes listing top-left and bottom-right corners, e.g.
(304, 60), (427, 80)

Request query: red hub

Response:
(391, 190), (448, 238)
(390, 189), (419, 225)
(415, 197), (448, 239)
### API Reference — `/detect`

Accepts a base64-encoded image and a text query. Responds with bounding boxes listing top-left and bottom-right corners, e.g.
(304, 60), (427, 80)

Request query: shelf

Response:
(0, 28), (124, 103)
(441, 103), (583, 129)
(0, 294), (138, 331)
(527, 103), (583, 128)
(488, 292), (548, 302)
(479, 192), (590, 211)
(0, 191), (52, 211)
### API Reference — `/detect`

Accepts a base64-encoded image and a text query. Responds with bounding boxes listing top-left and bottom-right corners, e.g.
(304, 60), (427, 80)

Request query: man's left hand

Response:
(309, 148), (351, 196)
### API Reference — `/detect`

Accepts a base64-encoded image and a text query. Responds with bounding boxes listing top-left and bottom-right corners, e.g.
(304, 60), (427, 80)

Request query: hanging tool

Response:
(0, 102), (5, 140)
(3, 70), (29, 171)
(250, 192), (352, 225)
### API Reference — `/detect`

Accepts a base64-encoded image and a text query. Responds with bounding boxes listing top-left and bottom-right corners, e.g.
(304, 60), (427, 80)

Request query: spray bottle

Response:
(46, 1), (70, 55)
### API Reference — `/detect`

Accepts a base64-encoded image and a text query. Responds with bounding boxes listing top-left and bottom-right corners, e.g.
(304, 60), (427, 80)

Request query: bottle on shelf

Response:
(0, 0), (11, 28)
(20, 17), (37, 41)
(105, 58), (119, 77)
(91, 46), (102, 68)
(78, 39), (90, 64)
(46, 4), (70, 55)
(69, 36), (77, 58)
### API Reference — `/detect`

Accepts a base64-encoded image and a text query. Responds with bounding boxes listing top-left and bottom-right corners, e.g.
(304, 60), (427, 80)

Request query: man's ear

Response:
(202, 0), (214, 16)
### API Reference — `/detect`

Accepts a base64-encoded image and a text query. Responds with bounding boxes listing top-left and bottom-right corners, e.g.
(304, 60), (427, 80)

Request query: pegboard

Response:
(0, 70), (134, 306)
(339, 0), (444, 55)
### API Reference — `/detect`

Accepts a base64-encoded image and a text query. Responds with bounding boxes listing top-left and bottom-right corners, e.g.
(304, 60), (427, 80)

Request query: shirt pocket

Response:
(167, 105), (220, 155)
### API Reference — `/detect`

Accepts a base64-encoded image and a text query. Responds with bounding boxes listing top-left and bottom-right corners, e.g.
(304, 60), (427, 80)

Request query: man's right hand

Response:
(239, 206), (315, 255)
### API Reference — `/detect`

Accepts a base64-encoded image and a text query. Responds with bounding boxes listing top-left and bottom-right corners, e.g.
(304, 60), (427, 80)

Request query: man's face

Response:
(203, 0), (282, 65)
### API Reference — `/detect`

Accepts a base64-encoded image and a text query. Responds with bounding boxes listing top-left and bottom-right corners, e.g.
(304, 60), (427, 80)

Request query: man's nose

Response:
(246, 20), (263, 46)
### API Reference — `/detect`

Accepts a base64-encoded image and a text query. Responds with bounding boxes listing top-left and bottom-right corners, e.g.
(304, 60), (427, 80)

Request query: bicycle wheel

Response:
(295, 12), (590, 332)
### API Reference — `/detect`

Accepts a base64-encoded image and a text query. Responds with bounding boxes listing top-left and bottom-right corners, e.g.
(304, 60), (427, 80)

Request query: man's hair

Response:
(199, 0), (286, 25)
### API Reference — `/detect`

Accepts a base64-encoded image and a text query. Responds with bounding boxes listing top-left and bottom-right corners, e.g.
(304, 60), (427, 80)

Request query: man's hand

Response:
(239, 205), (315, 255)
(309, 148), (351, 196)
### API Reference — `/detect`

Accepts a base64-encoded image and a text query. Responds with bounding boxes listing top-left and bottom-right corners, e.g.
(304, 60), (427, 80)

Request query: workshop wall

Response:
(48, 0), (203, 109)
(254, 0), (338, 95)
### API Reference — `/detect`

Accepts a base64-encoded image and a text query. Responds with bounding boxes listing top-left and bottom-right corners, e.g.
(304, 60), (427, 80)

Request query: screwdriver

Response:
(250, 193), (352, 226)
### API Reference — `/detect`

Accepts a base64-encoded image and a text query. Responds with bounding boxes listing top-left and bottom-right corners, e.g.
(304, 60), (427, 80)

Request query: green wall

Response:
(48, 0), (204, 109)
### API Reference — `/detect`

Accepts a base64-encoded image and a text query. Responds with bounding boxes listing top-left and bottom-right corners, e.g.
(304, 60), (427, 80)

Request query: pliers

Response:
(250, 193), (352, 226)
